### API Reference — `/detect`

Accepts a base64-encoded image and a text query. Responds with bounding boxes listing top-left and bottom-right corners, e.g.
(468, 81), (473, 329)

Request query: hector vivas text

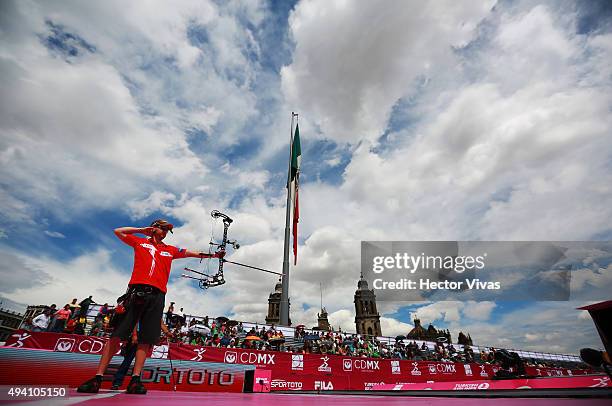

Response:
(371, 252), (501, 291)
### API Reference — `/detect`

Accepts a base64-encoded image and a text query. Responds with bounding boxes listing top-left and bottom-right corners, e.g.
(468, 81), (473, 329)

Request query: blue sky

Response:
(1, 0), (611, 354)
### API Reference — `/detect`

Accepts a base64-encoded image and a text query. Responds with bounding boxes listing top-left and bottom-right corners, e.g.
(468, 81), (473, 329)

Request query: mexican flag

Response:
(291, 123), (301, 265)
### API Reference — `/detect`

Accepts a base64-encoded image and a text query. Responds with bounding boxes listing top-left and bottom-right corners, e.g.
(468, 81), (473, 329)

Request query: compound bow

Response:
(182, 210), (281, 289)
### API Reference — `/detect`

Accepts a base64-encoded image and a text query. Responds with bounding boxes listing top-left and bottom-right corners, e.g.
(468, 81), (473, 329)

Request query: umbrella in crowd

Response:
(189, 324), (211, 334)
(304, 334), (320, 341)
(216, 316), (229, 323)
(245, 335), (261, 341)
(269, 336), (285, 344)
(226, 320), (239, 327)
(396, 335), (406, 341)
(295, 324), (305, 328)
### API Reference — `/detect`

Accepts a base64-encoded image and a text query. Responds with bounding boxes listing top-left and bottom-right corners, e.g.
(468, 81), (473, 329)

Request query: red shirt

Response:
(120, 234), (188, 293)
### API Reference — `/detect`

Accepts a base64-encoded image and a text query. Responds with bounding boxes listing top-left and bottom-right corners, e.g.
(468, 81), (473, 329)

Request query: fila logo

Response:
(160, 251), (172, 257)
(314, 381), (333, 390)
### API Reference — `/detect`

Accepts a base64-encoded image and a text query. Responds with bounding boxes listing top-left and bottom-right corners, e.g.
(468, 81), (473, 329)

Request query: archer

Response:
(77, 219), (223, 394)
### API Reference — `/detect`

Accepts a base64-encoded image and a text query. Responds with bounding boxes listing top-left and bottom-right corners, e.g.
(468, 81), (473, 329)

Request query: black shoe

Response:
(77, 376), (102, 393)
(126, 376), (147, 394)
(110, 384), (121, 390)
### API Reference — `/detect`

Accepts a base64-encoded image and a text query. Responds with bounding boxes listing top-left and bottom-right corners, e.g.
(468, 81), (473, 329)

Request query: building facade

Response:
(0, 308), (25, 342)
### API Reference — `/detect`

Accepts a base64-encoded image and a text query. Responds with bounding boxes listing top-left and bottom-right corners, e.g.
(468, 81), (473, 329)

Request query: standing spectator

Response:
(165, 302), (175, 325)
(68, 298), (81, 317)
(46, 304), (58, 332)
(79, 296), (95, 317)
(176, 307), (185, 324)
(32, 309), (51, 332)
(53, 305), (72, 333)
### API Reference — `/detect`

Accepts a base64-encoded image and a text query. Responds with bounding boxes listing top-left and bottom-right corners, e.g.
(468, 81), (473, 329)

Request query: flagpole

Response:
(280, 112), (297, 326)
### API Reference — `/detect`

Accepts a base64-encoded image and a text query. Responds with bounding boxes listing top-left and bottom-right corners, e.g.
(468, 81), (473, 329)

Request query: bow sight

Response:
(182, 209), (282, 290)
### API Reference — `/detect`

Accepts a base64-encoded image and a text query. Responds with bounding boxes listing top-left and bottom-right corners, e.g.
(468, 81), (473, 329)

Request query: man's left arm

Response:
(177, 249), (224, 260)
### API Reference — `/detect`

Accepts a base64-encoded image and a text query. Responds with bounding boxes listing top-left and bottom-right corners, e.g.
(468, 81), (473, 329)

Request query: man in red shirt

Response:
(78, 219), (223, 394)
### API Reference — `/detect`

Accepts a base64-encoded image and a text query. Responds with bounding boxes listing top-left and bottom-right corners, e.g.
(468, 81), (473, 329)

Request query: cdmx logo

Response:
(54, 338), (76, 352)
(224, 351), (275, 365)
(342, 359), (380, 372)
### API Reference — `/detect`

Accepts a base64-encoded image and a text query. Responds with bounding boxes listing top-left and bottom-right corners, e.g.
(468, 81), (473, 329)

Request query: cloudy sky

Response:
(1, 0), (611, 354)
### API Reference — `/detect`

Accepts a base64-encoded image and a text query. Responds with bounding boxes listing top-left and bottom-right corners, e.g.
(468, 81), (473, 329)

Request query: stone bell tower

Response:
(354, 272), (382, 337)
(266, 279), (290, 325)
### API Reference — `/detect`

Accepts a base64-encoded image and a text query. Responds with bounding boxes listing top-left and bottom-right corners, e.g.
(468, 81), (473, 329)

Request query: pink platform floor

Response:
(3, 390), (611, 406)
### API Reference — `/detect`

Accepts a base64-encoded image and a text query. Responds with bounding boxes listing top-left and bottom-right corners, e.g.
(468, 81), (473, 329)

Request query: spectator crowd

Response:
(20, 298), (585, 371)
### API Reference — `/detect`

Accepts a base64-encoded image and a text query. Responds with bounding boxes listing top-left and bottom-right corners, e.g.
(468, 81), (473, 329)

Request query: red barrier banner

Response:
(3, 330), (591, 391)
(0, 347), (250, 392)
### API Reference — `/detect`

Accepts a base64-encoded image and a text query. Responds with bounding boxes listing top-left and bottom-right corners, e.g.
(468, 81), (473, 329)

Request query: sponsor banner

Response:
(3, 331), (591, 391)
(253, 369), (272, 392)
(371, 375), (612, 391)
(0, 347), (250, 392)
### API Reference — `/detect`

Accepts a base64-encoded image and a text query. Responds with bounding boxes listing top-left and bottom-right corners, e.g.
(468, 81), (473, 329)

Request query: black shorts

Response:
(111, 285), (165, 345)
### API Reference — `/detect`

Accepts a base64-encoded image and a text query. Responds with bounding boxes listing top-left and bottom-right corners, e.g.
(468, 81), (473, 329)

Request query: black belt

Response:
(128, 284), (162, 295)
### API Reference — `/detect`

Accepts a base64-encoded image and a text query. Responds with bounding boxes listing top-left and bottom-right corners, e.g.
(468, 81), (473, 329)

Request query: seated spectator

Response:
(22, 316), (34, 331)
(90, 315), (105, 337)
(74, 316), (87, 335)
(32, 309), (52, 332)
(97, 303), (110, 318)
(64, 317), (77, 334)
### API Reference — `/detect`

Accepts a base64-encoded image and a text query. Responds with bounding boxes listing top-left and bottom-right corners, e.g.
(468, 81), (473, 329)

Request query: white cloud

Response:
(282, 0), (496, 143)
(43, 230), (66, 239)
